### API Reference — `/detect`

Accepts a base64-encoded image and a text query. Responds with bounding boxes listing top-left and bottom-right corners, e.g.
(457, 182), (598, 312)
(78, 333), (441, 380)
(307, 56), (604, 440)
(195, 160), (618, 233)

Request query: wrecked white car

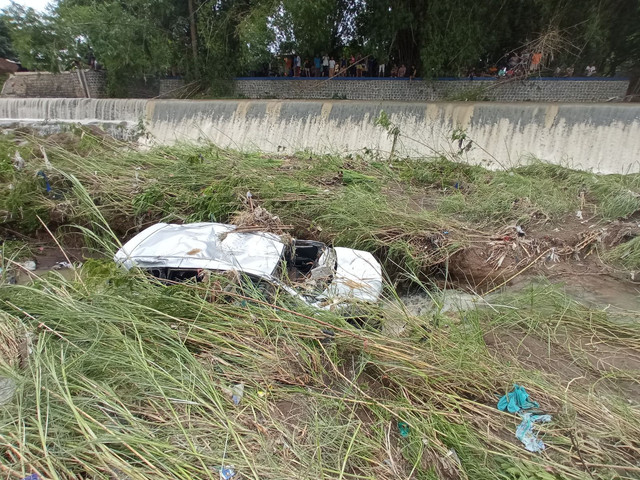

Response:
(114, 222), (383, 310)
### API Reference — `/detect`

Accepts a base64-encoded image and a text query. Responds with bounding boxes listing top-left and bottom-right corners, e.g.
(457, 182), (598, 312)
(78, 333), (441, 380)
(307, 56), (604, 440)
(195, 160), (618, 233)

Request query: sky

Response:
(0, 0), (51, 12)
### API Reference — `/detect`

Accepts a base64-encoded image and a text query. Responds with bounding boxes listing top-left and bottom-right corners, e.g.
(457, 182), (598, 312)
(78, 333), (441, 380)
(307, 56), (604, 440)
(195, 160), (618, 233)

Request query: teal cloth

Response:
(397, 421), (410, 437)
(497, 384), (539, 413)
(516, 413), (551, 452)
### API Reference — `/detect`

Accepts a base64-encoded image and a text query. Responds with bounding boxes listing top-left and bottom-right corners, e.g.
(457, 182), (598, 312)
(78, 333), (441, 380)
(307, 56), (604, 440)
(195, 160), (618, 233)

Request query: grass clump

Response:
(399, 158), (640, 226)
(604, 236), (640, 271)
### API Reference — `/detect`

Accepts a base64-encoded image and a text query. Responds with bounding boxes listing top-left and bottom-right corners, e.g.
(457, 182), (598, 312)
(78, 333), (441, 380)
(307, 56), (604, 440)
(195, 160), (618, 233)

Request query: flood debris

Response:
(497, 384), (538, 413)
(52, 261), (81, 270)
(0, 377), (17, 406)
(12, 150), (24, 170)
(19, 260), (37, 271)
(20, 474), (40, 480)
(114, 222), (383, 310)
(397, 420), (410, 437)
(213, 465), (238, 480)
(230, 383), (244, 406)
(498, 384), (551, 453)
(516, 413), (551, 453)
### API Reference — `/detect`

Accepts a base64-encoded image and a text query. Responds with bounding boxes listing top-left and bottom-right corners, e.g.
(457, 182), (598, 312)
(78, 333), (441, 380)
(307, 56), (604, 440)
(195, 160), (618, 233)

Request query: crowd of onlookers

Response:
(476, 50), (598, 80)
(264, 51), (599, 80)
(280, 54), (417, 79)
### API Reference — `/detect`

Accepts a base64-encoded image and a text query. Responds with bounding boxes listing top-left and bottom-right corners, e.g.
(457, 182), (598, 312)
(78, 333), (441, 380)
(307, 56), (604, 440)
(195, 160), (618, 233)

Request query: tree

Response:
(0, 16), (16, 60)
(4, 4), (73, 72)
(2, 0), (638, 88)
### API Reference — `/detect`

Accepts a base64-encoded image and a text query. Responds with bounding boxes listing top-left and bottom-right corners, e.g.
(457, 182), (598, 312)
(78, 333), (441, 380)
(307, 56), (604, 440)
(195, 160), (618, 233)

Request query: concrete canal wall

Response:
(0, 98), (638, 174)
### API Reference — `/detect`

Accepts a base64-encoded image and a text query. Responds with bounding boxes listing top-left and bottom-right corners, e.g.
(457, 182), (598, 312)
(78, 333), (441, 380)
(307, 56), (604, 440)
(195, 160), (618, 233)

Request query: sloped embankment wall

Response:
(0, 98), (638, 174)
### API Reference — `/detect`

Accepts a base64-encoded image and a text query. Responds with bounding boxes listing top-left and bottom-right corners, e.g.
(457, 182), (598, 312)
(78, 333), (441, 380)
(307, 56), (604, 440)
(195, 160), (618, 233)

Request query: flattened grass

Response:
(1, 267), (639, 479)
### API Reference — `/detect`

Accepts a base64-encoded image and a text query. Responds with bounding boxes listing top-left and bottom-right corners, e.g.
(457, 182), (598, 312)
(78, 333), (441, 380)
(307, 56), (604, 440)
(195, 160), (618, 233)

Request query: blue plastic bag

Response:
(516, 413), (551, 452)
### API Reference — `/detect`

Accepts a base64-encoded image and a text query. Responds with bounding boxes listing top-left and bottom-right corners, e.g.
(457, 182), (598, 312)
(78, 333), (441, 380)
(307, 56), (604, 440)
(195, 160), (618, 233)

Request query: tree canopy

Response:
(1, 0), (639, 85)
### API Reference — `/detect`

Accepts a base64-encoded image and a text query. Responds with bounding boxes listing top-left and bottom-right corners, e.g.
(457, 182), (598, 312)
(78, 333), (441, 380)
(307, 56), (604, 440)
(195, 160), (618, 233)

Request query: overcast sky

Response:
(0, 0), (52, 12)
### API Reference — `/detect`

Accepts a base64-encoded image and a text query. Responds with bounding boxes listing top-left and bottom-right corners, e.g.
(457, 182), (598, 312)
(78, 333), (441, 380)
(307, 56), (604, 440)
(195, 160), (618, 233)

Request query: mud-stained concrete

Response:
(0, 98), (639, 174)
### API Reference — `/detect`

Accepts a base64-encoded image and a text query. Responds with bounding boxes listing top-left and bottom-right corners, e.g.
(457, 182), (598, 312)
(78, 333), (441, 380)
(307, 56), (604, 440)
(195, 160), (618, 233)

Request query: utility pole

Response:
(188, 0), (199, 76)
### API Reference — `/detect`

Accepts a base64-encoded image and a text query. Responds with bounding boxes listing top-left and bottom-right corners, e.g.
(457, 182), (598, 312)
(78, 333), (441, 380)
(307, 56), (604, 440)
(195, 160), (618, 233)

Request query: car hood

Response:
(318, 247), (383, 306)
(113, 222), (285, 278)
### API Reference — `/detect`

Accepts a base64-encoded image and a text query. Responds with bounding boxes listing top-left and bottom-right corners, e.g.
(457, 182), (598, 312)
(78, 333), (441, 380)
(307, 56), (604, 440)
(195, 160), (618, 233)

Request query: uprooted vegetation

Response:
(1, 130), (640, 480)
(2, 130), (639, 283)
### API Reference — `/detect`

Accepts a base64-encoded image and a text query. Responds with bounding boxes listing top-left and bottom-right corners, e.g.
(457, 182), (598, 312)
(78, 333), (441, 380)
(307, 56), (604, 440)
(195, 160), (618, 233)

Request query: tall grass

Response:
(604, 236), (640, 271)
(2, 131), (640, 478)
(1, 268), (639, 479)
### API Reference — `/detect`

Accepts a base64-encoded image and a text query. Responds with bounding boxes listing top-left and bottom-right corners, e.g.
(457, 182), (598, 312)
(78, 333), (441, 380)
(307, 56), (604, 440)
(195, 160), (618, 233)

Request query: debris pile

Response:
(230, 191), (292, 235)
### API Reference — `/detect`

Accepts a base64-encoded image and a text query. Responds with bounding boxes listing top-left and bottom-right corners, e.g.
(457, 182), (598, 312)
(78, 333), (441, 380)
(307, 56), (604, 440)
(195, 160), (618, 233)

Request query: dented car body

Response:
(114, 222), (383, 309)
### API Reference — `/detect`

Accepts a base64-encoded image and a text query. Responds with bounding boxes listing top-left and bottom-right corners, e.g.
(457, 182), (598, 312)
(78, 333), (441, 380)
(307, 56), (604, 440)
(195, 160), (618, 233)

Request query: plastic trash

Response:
(498, 385), (552, 453)
(52, 261), (75, 270)
(397, 421), (410, 437)
(36, 171), (52, 193)
(21, 475), (40, 480)
(231, 383), (244, 405)
(516, 413), (551, 452)
(20, 260), (37, 271)
(0, 377), (17, 406)
(214, 465), (237, 480)
(444, 448), (461, 465)
(13, 151), (24, 170)
(497, 384), (539, 413)
(546, 248), (559, 263)
(515, 226), (526, 237)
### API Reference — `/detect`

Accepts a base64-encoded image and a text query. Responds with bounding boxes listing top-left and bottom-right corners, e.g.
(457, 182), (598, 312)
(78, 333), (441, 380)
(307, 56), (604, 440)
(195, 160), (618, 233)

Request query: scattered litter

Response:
(444, 448), (461, 465)
(219, 466), (237, 480)
(576, 210), (583, 220)
(546, 248), (559, 263)
(21, 474), (40, 480)
(19, 260), (37, 272)
(498, 385), (552, 453)
(52, 261), (80, 270)
(213, 466), (238, 480)
(257, 384), (273, 397)
(397, 420), (410, 437)
(231, 383), (244, 405)
(0, 377), (17, 406)
(497, 384), (538, 413)
(12, 151), (24, 170)
(36, 170), (55, 195)
(515, 226), (526, 237)
(516, 413), (551, 452)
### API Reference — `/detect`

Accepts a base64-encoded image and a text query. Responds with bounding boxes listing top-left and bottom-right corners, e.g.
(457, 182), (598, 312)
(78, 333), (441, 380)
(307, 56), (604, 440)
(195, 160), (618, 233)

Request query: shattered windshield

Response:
(277, 240), (336, 298)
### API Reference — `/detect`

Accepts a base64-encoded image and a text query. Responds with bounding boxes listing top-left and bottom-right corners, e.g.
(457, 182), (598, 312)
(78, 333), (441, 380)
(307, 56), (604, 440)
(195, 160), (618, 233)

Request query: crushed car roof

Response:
(114, 222), (286, 277)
